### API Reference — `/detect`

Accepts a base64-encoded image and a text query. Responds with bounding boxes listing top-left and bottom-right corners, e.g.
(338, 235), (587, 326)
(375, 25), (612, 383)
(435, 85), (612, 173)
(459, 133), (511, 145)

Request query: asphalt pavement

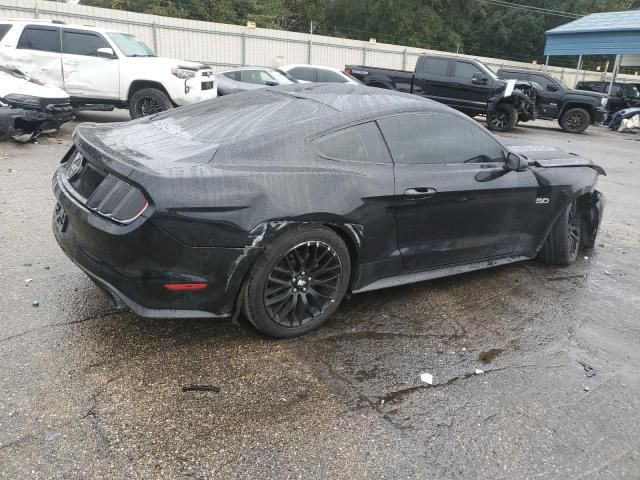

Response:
(1, 112), (639, 479)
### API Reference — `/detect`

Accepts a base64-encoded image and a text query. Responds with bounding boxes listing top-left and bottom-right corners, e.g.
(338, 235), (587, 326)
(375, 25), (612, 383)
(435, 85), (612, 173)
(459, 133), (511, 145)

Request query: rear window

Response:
(17, 26), (61, 53)
(289, 67), (315, 82)
(312, 122), (391, 163)
(418, 57), (449, 76)
(0, 24), (11, 42)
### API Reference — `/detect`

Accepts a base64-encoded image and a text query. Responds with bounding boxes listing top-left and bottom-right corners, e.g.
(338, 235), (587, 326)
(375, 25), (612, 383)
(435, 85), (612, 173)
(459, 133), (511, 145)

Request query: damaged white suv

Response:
(0, 20), (217, 118)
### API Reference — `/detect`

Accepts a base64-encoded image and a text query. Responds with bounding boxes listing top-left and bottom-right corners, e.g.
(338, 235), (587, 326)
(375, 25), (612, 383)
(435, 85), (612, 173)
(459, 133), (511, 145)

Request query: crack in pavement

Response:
(0, 310), (120, 344)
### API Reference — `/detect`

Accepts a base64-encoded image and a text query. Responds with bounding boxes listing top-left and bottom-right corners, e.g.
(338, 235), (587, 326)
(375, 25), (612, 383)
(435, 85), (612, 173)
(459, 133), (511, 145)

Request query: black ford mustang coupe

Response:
(53, 84), (605, 337)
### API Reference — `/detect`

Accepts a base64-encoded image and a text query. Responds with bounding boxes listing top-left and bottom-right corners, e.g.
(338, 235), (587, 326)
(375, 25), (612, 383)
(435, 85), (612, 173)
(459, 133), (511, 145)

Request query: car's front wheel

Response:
(538, 200), (582, 266)
(243, 226), (351, 337)
(559, 107), (590, 134)
(129, 87), (172, 119)
(487, 103), (517, 131)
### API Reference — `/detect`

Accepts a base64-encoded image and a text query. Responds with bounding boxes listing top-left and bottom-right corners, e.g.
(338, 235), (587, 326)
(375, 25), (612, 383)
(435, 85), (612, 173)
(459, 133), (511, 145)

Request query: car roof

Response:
(218, 66), (279, 72)
(281, 64), (345, 73)
(499, 68), (549, 75)
(0, 18), (127, 35)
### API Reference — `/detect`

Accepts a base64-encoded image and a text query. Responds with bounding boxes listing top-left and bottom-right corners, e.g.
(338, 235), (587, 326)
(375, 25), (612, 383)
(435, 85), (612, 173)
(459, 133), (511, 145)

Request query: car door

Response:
(14, 25), (63, 87)
(412, 56), (453, 104)
(377, 112), (539, 270)
(529, 73), (562, 118)
(446, 60), (492, 113)
(61, 28), (120, 100)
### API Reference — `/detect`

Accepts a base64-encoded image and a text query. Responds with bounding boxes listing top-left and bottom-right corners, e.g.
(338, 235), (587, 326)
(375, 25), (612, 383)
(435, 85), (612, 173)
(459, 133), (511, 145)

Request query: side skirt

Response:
(352, 255), (531, 294)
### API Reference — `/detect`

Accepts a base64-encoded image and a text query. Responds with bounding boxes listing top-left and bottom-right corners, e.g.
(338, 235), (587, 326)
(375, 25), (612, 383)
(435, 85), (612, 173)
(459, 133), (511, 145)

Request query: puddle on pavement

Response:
(478, 348), (505, 364)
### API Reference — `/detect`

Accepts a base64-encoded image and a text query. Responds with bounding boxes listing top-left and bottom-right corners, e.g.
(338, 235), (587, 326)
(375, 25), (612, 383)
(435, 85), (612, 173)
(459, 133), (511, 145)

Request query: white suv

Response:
(0, 20), (217, 118)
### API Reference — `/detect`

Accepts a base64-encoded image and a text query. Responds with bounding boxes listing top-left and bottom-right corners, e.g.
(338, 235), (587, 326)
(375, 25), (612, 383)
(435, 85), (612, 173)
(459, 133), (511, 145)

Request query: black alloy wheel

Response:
(243, 227), (350, 337)
(138, 97), (163, 116)
(264, 241), (342, 328)
(559, 107), (590, 134)
(129, 87), (172, 119)
(538, 199), (582, 266)
(567, 200), (581, 259)
(487, 103), (517, 132)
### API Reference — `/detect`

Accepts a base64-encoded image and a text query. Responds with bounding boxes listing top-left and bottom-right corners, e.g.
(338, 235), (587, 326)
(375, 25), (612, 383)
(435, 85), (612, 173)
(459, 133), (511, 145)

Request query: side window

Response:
(223, 71), (240, 81)
(454, 61), (482, 80)
(529, 74), (551, 90)
(312, 122), (391, 163)
(612, 85), (624, 97)
(317, 69), (348, 83)
(17, 26), (61, 53)
(418, 57), (450, 76)
(0, 24), (12, 42)
(62, 30), (109, 56)
(239, 70), (272, 85)
(378, 113), (504, 165)
(289, 67), (316, 82)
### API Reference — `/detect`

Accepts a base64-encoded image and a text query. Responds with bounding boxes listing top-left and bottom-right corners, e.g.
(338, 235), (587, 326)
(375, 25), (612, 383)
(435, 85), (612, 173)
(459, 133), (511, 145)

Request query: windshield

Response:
(626, 85), (640, 98)
(482, 64), (499, 81)
(108, 32), (156, 57)
(272, 69), (298, 84)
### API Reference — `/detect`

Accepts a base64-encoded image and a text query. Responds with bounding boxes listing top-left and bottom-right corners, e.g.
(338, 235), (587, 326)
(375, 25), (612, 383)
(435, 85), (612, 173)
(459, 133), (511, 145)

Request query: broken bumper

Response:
(52, 168), (258, 319)
(592, 107), (607, 125)
(0, 106), (73, 140)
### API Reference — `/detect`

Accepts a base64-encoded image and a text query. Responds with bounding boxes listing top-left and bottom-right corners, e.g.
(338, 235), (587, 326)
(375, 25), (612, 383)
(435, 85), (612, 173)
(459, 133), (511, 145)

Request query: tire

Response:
(559, 107), (590, 134)
(487, 103), (517, 132)
(538, 200), (582, 266)
(243, 226), (351, 338)
(129, 87), (172, 119)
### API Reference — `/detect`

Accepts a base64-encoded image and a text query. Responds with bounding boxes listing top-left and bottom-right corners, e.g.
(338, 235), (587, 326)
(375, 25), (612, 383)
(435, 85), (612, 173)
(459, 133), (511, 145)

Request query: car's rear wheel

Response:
(129, 88), (172, 119)
(538, 200), (582, 266)
(559, 107), (590, 134)
(487, 103), (517, 131)
(243, 227), (350, 338)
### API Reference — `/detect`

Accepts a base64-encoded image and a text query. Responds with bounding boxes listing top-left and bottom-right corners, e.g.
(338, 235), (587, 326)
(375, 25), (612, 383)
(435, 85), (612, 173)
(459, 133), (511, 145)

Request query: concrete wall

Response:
(1, 0), (637, 86)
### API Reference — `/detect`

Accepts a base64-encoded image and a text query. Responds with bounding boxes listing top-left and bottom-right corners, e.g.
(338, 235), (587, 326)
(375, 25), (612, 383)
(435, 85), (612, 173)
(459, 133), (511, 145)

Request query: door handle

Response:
(64, 61), (78, 66)
(404, 187), (437, 199)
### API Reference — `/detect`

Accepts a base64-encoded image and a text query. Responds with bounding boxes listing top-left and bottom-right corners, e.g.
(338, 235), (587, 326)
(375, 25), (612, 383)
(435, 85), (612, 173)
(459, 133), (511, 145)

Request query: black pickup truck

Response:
(498, 69), (609, 134)
(575, 81), (640, 115)
(345, 54), (538, 132)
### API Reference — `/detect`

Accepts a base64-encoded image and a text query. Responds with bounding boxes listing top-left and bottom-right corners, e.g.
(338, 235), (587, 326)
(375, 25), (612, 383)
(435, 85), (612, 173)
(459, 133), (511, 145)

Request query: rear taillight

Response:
(85, 174), (148, 224)
(344, 67), (352, 76)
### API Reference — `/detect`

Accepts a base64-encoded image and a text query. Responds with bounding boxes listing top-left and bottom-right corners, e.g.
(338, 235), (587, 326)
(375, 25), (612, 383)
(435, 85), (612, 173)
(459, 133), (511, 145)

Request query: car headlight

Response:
(3, 93), (42, 108)
(601, 97), (608, 107)
(171, 67), (196, 79)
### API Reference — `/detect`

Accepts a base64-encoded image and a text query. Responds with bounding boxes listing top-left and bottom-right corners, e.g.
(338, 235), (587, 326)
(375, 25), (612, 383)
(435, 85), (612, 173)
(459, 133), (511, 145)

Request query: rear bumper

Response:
(52, 167), (258, 319)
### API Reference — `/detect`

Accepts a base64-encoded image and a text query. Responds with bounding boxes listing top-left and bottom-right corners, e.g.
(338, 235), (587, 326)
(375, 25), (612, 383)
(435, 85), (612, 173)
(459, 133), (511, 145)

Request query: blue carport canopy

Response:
(544, 10), (640, 93)
(544, 10), (640, 56)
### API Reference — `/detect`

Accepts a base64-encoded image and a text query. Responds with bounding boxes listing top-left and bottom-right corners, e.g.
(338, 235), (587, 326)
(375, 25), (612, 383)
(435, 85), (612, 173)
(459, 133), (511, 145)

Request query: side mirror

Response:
(265, 80), (279, 87)
(547, 83), (559, 92)
(615, 90), (624, 98)
(505, 152), (528, 172)
(96, 47), (116, 59)
(472, 72), (488, 85)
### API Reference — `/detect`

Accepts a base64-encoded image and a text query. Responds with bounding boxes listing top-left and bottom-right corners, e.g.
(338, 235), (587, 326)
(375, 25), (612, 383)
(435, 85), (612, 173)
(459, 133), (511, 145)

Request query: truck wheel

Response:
(559, 107), (590, 134)
(487, 103), (517, 132)
(129, 88), (172, 119)
(538, 200), (581, 266)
